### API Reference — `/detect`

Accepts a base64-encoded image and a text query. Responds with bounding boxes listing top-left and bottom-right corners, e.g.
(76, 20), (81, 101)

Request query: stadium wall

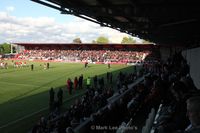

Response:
(159, 47), (171, 61)
(182, 47), (200, 90)
(159, 46), (184, 61)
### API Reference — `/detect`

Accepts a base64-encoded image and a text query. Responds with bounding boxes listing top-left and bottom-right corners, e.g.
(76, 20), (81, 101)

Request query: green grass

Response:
(0, 61), (135, 133)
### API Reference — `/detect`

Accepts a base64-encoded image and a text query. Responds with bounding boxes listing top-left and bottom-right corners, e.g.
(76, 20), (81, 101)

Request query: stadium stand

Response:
(4, 0), (198, 132)
(13, 43), (159, 65)
(30, 70), (148, 133)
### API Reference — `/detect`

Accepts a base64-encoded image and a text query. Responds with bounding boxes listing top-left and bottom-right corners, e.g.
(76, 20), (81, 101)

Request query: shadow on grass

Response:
(6, 67), (85, 103)
(0, 65), (136, 133)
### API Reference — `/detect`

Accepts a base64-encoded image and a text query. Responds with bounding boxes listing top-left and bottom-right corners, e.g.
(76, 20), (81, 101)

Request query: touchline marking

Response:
(0, 91), (85, 129)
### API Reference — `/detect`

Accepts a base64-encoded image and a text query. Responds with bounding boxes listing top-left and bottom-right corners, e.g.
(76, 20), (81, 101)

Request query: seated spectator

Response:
(184, 96), (200, 133)
(144, 79), (164, 108)
(66, 127), (74, 133)
(156, 81), (190, 133)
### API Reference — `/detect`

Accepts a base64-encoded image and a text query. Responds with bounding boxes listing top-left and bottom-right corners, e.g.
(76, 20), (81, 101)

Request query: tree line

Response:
(0, 43), (14, 54)
(73, 36), (151, 44)
(0, 36), (151, 54)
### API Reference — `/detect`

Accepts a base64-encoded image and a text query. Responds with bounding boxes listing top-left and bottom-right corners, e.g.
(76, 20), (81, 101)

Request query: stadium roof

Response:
(14, 43), (157, 49)
(31, 0), (200, 47)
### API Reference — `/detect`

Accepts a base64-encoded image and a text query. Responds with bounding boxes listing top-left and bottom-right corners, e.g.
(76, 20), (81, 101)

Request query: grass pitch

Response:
(0, 61), (135, 133)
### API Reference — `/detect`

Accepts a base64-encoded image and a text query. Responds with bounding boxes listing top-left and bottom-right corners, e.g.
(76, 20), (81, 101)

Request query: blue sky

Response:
(0, 0), (75, 22)
(0, 0), (139, 43)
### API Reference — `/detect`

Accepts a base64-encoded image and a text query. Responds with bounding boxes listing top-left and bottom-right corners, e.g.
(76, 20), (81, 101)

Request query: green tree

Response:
(0, 45), (5, 54)
(142, 39), (151, 44)
(12, 45), (16, 53)
(73, 38), (82, 43)
(121, 37), (136, 44)
(96, 36), (109, 44)
(92, 40), (96, 43)
(0, 43), (11, 54)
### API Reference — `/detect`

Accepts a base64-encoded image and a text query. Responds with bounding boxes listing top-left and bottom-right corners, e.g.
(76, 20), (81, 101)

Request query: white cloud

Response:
(97, 27), (131, 43)
(6, 6), (15, 12)
(0, 12), (142, 44)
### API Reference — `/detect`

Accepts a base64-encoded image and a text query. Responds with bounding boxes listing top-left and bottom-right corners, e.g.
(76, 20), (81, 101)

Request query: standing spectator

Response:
(57, 88), (63, 106)
(102, 77), (105, 89)
(106, 72), (110, 84)
(47, 62), (49, 69)
(43, 63), (47, 69)
(110, 72), (113, 83)
(32, 120), (42, 133)
(93, 75), (98, 89)
(86, 77), (91, 89)
(116, 79), (121, 90)
(99, 77), (105, 90)
(67, 78), (73, 95)
(84, 62), (88, 68)
(78, 74), (83, 89)
(67, 78), (70, 91)
(31, 64), (34, 71)
(108, 63), (111, 69)
(74, 77), (78, 91)
(49, 87), (55, 111)
(134, 65), (137, 73)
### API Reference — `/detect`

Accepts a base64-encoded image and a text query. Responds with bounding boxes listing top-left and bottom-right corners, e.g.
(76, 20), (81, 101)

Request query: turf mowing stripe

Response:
(0, 81), (42, 88)
(3, 67), (85, 103)
(0, 91), (86, 129)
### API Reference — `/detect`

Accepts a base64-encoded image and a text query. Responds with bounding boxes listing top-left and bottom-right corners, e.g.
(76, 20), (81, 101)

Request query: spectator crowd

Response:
(17, 49), (150, 64)
(30, 50), (200, 133)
